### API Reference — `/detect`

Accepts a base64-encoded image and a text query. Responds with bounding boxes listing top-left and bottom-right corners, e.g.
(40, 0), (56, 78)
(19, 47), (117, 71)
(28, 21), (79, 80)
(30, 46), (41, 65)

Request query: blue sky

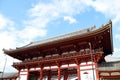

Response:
(0, 0), (120, 72)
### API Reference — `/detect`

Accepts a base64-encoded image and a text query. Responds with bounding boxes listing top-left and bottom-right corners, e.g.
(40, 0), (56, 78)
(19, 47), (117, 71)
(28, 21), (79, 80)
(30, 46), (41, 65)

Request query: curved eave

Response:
(3, 21), (113, 59)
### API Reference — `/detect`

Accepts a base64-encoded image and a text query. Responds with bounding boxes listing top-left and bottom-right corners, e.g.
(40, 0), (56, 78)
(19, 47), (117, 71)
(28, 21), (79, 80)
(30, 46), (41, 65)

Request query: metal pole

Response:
(2, 55), (7, 79)
(89, 42), (95, 80)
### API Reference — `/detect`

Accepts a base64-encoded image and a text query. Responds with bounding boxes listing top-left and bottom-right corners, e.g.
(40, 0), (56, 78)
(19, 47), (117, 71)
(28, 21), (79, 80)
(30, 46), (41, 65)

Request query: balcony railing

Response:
(13, 48), (103, 65)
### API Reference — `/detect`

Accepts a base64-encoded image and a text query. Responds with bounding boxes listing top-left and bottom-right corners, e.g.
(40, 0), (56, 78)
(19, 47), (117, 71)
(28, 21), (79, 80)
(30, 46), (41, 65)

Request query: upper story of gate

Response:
(3, 20), (113, 61)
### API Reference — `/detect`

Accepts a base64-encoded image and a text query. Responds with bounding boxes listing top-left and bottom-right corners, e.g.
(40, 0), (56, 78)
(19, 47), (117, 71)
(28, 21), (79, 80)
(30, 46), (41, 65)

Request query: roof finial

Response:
(108, 20), (112, 24)
(101, 24), (104, 27)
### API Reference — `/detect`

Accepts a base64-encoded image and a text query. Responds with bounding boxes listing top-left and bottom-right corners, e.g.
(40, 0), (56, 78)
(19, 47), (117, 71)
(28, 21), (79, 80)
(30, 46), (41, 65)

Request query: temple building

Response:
(0, 72), (18, 80)
(3, 21), (120, 80)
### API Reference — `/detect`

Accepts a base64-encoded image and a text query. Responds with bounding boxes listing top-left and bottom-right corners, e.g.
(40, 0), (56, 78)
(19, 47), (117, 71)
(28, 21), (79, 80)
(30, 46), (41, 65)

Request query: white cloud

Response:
(28, 0), (120, 26)
(114, 48), (120, 53)
(27, 0), (89, 27)
(18, 26), (47, 41)
(93, 0), (120, 24)
(112, 48), (120, 57)
(64, 16), (77, 24)
(20, 0), (91, 42)
(0, 14), (18, 72)
(29, 0), (87, 16)
(0, 13), (47, 72)
(115, 34), (120, 40)
(0, 15), (18, 50)
(0, 32), (16, 49)
(0, 14), (14, 30)
(83, 0), (120, 24)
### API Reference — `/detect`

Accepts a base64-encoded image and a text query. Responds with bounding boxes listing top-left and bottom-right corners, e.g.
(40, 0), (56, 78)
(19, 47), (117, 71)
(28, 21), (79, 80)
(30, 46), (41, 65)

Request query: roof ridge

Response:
(24, 26), (96, 48)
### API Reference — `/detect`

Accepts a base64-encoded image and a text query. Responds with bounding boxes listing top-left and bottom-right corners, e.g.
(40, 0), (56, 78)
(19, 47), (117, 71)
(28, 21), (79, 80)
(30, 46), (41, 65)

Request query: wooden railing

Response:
(13, 48), (103, 65)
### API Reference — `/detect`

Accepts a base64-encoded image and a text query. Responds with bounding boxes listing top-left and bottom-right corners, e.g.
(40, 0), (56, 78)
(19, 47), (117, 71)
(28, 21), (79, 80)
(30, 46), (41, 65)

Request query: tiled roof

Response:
(0, 72), (18, 79)
(18, 26), (96, 48)
(105, 56), (120, 62)
(98, 61), (120, 71)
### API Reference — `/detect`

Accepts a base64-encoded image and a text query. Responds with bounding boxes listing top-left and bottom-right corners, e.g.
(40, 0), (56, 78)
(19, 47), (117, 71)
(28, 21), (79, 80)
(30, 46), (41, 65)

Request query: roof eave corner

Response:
(107, 20), (113, 54)
(2, 48), (10, 54)
(2, 48), (7, 53)
(109, 20), (113, 53)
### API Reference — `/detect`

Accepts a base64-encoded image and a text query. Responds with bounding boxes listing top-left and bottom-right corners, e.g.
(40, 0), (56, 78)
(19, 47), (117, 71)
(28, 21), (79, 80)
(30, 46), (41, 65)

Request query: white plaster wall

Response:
(18, 70), (28, 80)
(80, 63), (97, 80)
(80, 70), (96, 80)
(19, 75), (27, 80)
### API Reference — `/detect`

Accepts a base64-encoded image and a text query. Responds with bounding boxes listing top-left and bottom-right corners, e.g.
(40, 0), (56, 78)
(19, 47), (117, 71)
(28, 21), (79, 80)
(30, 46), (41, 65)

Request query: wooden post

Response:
(18, 69), (21, 80)
(48, 70), (51, 80)
(56, 61), (61, 80)
(75, 58), (81, 80)
(77, 64), (81, 80)
(27, 68), (29, 80)
(64, 74), (68, 80)
(40, 67), (43, 80)
(64, 70), (68, 80)
(95, 62), (100, 80)
(48, 75), (51, 80)
(58, 66), (61, 80)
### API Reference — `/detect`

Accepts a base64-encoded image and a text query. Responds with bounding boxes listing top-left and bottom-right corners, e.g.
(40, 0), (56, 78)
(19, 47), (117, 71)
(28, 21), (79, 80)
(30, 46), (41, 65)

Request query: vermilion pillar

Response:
(77, 64), (81, 80)
(27, 68), (30, 80)
(75, 58), (81, 80)
(47, 70), (51, 80)
(95, 62), (100, 80)
(58, 66), (61, 80)
(48, 75), (51, 80)
(40, 67), (43, 80)
(64, 74), (68, 80)
(18, 69), (20, 80)
(64, 69), (68, 80)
